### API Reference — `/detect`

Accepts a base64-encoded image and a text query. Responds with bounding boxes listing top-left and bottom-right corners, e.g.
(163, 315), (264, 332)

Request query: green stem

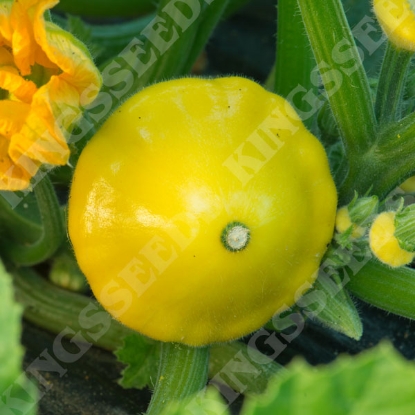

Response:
(338, 153), (377, 205)
(12, 266), (134, 351)
(1, 177), (65, 266)
(339, 107), (415, 203)
(146, 343), (209, 415)
(275, 0), (316, 128)
(378, 104), (415, 144)
(0, 196), (41, 243)
(347, 258), (415, 320)
(338, 112), (415, 202)
(375, 41), (413, 124)
(296, 0), (377, 155)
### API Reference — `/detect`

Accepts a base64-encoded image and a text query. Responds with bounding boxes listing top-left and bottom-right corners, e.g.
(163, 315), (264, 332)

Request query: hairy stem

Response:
(146, 343), (209, 415)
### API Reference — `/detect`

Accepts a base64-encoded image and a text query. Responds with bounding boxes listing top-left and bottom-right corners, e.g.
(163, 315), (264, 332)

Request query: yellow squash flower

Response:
(373, 0), (415, 51)
(0, 0), (101, 190)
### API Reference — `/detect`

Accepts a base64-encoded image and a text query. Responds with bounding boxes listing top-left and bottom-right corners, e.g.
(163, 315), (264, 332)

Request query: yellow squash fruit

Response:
(68, 77), (337, 346)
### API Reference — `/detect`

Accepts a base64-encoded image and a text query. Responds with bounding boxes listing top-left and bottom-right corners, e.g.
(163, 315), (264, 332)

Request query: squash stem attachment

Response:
(146, 343), (209, 415)
(221, 221), (250, 252)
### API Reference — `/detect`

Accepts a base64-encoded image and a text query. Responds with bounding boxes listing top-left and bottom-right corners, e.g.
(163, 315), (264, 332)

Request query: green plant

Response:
(2, 0), (415, 414)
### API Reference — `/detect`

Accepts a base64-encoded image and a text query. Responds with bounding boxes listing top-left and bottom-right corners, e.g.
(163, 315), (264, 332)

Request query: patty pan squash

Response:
(68, 77), (337, 346)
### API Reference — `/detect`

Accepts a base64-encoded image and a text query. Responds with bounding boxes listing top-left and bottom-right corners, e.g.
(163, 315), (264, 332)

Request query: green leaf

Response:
(158, 387), (230, 415)
(210, 341), (283, 396)
(0, 263), (23, 389)
(114, 333), (161, 389)
(306, 271), (363, 340)
(0, 260), (37, 414)
(242, 343), (415, 415)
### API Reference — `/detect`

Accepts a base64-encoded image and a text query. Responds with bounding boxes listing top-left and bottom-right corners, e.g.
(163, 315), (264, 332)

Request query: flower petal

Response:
(0, 100), (30, 137)
(0, 65), (37, 102)
(0, 0), (103, 191)
(34, 20), (102, 104)
(0, 1), (13, 44)
(10, 0), (58, 75)
(8, 75), (82, 166)
(0, 135), (35, 190)
(0, 44), (13, 64)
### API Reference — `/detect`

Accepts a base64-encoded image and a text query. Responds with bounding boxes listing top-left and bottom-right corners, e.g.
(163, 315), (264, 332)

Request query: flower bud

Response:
(373, 0), (415, 51)
(394, 204), (415, 251)
(336, 195), (379, 238)
(399, 175), (415, 192)
(369, 211), (415, 267)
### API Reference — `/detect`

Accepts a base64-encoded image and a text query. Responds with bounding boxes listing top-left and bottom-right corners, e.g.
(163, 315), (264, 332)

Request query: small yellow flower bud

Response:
(369, 211), (415, 267)
(335, 195), (378, 239)
(373, 0), (415, 51)
(335, 207), (366, 238)
(399, 175), (415, 192)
